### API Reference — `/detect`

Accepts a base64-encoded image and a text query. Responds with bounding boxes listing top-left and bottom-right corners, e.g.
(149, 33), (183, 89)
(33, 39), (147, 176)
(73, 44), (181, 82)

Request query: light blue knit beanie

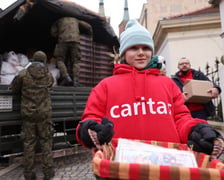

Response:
(119, 19), (154, 56)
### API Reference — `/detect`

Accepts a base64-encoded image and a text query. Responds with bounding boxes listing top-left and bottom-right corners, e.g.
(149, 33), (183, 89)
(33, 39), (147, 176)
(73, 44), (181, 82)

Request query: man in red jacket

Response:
(76, 19), (223, 155)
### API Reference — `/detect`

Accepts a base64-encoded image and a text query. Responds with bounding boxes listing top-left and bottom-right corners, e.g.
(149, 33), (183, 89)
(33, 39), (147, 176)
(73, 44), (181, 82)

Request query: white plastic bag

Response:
(6, 51), (20, 66)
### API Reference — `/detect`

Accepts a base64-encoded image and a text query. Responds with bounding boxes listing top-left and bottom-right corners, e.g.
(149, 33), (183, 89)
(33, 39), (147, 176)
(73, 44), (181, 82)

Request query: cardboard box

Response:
(183, 79), (213, 103)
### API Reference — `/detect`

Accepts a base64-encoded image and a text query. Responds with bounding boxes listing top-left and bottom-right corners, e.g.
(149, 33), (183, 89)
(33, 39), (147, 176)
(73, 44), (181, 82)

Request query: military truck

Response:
(0, 0), (119, 157)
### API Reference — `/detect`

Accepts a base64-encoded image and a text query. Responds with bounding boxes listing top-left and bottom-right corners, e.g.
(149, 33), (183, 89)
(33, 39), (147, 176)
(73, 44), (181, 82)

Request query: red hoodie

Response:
(76, 64), (207, 145)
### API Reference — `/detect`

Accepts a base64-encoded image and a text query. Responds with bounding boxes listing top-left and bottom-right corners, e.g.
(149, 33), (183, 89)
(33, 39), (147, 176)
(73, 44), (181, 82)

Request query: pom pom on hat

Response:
(119, 19), (154, 56)
(151, 55), (166, 70)
(157, 55), (166, 70)
(33, 51), (47, 63)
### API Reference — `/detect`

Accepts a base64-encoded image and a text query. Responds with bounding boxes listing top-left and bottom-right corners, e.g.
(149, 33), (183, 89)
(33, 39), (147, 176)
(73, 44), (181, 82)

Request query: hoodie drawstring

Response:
(131, 68), (149, 102)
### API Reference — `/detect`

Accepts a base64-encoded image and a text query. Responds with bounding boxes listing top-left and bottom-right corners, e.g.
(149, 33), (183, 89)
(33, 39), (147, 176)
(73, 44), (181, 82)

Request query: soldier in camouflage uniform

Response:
(51, 16), (92, 86)
(10, 51), (55, 180)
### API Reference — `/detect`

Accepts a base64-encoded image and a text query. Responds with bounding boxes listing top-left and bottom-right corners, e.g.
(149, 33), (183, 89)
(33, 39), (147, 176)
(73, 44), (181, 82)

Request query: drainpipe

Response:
(219, 0), (224, 121)
(209, 0), (224, 121)
(219, 0), (224, 39)
(219, 57), (224, 121)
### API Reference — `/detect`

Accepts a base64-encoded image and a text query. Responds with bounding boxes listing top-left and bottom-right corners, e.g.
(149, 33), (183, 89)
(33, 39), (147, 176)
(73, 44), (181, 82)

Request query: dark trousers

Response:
(191, 109), (208, 120)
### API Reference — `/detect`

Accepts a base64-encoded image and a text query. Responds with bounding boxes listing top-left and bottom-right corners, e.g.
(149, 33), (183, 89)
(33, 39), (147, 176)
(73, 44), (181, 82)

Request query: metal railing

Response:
(199, 57), (223, 122)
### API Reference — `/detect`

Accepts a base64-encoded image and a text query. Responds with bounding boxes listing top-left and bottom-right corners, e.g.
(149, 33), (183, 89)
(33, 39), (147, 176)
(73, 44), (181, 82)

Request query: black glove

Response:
(78, 117), (114, 148)
(188, 123), (223, 154)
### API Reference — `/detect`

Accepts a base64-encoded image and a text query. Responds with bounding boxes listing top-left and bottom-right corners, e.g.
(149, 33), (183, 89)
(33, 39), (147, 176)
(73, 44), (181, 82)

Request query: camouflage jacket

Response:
(51, 17), (92, 43)
(10, 62), (54, 120)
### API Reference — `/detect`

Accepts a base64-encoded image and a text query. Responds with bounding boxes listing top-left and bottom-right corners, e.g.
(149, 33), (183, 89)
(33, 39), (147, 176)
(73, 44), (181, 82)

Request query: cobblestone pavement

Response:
(0, 146), (97, 180)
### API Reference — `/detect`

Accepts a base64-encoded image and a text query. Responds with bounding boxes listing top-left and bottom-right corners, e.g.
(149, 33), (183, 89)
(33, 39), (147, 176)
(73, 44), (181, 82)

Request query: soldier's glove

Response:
(188, 123), (223, 154)
(78, 117), (114, 148)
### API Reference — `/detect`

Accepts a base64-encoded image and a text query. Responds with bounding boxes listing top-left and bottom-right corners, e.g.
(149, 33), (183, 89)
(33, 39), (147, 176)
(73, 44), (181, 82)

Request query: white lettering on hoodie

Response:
(110, 97), (172, 118)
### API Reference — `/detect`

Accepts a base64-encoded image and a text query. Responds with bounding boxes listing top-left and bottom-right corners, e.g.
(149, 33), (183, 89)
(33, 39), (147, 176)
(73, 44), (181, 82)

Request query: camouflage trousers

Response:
(54, 41), (81, 81)
(21, 119), (54, 176)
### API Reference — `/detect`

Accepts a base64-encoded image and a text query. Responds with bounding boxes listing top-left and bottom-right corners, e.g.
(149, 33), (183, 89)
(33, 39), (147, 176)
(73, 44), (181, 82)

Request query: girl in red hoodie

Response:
(76, 19), (222, 155)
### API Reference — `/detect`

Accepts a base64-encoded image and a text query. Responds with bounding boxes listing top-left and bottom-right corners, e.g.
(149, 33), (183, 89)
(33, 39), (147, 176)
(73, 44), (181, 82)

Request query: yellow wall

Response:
(139, 0), (209, 34)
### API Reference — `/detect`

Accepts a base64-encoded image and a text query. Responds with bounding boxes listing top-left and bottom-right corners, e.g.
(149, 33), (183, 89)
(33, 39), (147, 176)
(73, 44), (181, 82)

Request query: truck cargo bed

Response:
(0, 85), (91, 157)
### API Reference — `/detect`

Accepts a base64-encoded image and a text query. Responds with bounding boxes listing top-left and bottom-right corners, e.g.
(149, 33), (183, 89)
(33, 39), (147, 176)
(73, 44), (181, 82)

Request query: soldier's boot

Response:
(43, 168), (55, 180)
(73, 80), (81, 87)
(24, 172), (36, 180)
(59, 76), (73, 86)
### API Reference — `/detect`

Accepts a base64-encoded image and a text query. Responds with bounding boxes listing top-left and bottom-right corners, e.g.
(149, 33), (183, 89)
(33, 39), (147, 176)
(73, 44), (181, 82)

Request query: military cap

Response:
(33, 51), (47, 63)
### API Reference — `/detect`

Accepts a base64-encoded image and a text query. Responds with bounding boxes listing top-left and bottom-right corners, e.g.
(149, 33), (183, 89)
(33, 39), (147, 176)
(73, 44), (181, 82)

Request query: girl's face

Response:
(124, 45), (152, 70)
